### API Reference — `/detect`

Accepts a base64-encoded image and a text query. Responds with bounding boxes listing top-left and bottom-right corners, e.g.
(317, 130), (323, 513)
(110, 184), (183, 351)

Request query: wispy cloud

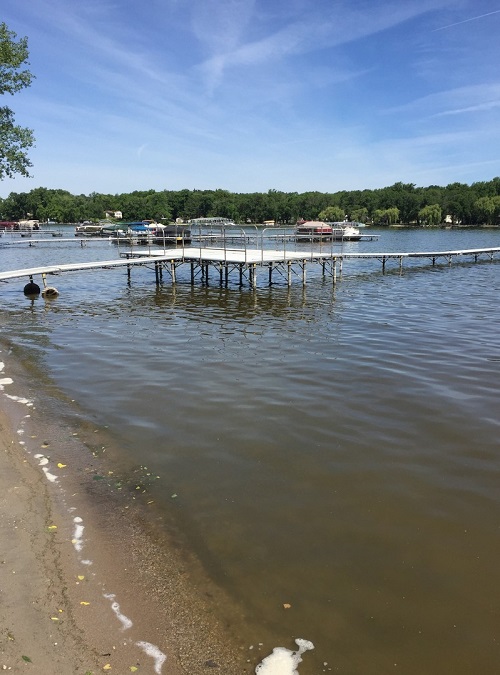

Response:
(384, 83), (500, 121)
(197, 0), (453, 91)
(432, 8), (500, 31)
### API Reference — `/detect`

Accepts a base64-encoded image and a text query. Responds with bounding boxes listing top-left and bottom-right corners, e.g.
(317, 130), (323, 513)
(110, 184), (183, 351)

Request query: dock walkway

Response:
(0, 246), (499, 293)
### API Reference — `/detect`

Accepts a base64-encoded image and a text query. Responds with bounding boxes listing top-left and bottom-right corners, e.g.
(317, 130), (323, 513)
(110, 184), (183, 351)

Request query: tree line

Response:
(1, 179), (500, 226)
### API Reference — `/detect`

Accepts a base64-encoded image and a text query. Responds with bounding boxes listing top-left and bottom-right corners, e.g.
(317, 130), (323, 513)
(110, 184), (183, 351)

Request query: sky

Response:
(2, 0), (500, 197)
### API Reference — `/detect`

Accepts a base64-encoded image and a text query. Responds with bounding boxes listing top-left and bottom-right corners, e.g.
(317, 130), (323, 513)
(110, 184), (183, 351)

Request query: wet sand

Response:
(0, 344), (253, 674)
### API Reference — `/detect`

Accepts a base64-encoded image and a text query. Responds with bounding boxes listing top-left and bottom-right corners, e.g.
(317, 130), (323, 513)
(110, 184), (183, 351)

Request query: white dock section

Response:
(0, 245), (499, 292)
(0, 255), (174, 282)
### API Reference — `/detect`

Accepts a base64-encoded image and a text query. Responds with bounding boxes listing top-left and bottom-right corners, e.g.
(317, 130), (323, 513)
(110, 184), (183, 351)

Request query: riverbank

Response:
(0, 343), (252, 674)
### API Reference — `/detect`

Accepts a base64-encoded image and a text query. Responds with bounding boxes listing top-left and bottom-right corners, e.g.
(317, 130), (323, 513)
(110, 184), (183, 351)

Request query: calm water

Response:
(1, 228), (500, 674)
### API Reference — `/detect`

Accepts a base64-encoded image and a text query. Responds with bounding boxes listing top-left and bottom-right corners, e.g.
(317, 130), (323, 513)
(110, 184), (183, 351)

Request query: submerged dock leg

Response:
(171, 261), (176, 284)
(250, 264), (257, 289)
(287, 261), (292, 287)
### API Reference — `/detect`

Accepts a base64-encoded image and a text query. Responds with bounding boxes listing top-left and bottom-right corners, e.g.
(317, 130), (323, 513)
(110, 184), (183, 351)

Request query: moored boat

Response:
(295, 221), (362, 241)
(295, 221), (333, 241)
(330, 222), (362, 241)
(75, 223), (106, 236)
(154, 224), (192, 245)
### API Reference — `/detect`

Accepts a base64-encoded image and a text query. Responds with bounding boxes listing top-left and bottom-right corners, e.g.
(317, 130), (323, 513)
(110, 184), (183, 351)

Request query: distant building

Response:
(105, 210), (122, 220)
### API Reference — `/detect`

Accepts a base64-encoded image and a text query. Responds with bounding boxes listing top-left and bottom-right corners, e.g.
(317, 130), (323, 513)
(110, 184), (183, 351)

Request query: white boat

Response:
(296, 221), (334, 241)
(75, 223), (105, 236)
(330, 222), (362, 241)
(295, 221), (362, 241)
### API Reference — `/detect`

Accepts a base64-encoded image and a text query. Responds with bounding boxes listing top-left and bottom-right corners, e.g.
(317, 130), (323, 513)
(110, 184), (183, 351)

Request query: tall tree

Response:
(0, 22), (35, 179)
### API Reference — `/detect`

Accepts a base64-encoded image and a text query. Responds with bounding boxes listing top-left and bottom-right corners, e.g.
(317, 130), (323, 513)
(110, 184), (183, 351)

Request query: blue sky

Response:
(2, 0), (500, 197)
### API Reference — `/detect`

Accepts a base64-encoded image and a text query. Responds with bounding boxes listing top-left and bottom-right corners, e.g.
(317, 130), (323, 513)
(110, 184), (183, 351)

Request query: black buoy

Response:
(24, 281), (41, 296)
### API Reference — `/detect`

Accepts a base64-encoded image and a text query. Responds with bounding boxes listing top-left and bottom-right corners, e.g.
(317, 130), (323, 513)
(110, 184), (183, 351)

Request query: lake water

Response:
(1, 227), (499, 674)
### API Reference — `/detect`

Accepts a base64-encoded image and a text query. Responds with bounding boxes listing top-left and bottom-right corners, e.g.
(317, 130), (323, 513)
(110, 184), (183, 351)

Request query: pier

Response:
(0, 243), (499, 294)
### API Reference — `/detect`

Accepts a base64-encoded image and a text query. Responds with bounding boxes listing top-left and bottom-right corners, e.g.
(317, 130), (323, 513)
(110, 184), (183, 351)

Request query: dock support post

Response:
(287, 261), (292, 287)
(250, 264), (257, 289)
(154, 262), (160, 284)
(225, 265), (229, 285)
(339, 258), (343, 276)
(333, 258), (337, 284)
(190, 263), (195, 284)
(321, 261), (325, 277)
(382, 256), (386, 274)
(171, 261), (176, 284)
(219, 265), (223, 285)
(268, 263), (273, 285)
(239, 264), (244, 286)
(399, 256), (403, 273)
(302, 261), (307, 285)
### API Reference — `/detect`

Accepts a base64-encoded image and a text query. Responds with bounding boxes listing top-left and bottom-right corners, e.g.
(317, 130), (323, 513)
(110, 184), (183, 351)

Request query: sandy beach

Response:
(0, 344), (252, 674)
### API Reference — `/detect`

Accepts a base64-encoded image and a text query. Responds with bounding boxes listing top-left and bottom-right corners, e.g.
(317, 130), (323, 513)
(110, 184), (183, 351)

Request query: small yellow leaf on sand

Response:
(50, 617), (60, 621)
(283, 603), (292, 609)
(103, 665), (112, 671)
(80, 601), (90, 606)
(77, 575), (85, 581)
(57, 463), (67, 468)
(130, 668), (138, 672)
(48, 525), (57, 530)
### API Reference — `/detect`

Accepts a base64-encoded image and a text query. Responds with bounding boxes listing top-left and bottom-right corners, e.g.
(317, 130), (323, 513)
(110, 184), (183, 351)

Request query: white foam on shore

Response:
(5, 393), (34, 406)
(136, 641), (167, 674)
(72, 516), (84, 552)
(0, 361), (33, 405)
(33, 453), (58, 483)
(103, 593), (133, 630)
(42, 466), (58, 482)
(255, 639), (314, 675)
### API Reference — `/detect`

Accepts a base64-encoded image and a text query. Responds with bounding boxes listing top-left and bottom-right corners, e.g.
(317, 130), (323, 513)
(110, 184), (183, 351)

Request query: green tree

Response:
(350, 207), (369, 223)
(318, 205), (344, 221)
(418, 204), (442, 226)
(0, 22), (35, 179)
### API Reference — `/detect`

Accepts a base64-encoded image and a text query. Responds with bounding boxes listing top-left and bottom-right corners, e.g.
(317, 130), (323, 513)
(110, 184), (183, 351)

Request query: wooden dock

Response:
(0, 246), (499, 294)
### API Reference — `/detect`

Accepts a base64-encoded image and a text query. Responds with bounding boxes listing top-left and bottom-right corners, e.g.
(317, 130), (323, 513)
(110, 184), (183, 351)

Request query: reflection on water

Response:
(1, 228), (500, 673)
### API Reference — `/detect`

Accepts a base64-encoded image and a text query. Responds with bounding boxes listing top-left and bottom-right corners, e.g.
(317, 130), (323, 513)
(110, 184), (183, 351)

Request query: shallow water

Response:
(1, 227), (500, 673)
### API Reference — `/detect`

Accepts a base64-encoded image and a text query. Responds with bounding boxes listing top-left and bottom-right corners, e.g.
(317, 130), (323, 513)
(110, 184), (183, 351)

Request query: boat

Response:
(295, 221), (362, 241)
(154, 224), (192, 246)
(330, 222), (362, 241)
(295, 221), (333, 241)
(75, 223), (106, 236)
(188, 217), (236, 228)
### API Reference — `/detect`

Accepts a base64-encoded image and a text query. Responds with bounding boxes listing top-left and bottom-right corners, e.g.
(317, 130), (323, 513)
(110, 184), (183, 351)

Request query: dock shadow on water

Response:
(1, 228), (500, 674)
